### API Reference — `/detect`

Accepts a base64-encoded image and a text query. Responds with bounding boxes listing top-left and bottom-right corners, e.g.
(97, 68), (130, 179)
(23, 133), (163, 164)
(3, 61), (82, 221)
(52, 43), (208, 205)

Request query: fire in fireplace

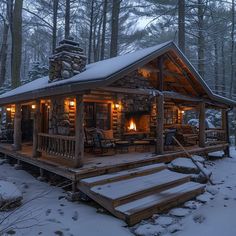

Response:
(127, 118), (137, 131)
(125, 112), (150, 133)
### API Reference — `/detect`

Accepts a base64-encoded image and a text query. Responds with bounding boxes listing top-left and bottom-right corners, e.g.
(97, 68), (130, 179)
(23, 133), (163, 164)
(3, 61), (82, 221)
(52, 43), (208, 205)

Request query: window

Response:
(84, 102), (111, 130)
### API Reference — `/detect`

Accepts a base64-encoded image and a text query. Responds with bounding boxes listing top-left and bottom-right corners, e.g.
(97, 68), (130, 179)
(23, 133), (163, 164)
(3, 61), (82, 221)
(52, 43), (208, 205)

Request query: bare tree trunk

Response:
(110, 0), (121, 58)
(52, 0), (59, 52)
(230, 0), (235, 98)
(0, 20), (9, 86)
(65, 0), (70, 39)
(197, 0), (205, 78)
(101, 0), (108, 60)
(221, 40), (226, 96)
(214, 41), (219, 93)
(88, 0), (95, 64)
(11, 0), (23, 88)
(178, 0), (185, 53)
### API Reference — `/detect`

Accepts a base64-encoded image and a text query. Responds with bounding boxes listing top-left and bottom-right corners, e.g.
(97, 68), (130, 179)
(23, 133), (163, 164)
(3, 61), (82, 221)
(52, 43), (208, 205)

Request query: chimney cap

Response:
(59, 38), (80, 47)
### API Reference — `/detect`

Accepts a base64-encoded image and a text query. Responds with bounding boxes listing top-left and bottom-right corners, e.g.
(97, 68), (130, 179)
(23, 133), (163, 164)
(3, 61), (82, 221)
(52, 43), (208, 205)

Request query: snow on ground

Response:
(0, 164), (132, 236)
(173, 147), (236, 236)
(132, 147), (236, 236)
(1, 147), (236, 236)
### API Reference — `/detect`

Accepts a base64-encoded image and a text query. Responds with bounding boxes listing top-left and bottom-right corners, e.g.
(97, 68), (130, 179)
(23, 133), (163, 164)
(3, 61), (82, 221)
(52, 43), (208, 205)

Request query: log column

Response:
(155, 94), (164, 154)
(199, 102), (206, 147)
(13, 103), (22, 151)
(222, 109), (230, 156)
(32, 100), (41, 158)
(74, 95), (84, 168)
(155, 56), (164, 154)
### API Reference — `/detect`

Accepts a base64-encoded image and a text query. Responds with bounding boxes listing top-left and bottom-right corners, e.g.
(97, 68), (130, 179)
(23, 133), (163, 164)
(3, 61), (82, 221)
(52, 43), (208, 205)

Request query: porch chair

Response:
(164, 129), (176, 151)
(84, 127), (96, 152)
(92, 129), (116, 155)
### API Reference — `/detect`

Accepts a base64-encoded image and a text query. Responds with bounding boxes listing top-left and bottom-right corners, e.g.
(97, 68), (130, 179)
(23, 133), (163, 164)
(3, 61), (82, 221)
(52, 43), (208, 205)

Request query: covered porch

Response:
(0, 87), (230, 169)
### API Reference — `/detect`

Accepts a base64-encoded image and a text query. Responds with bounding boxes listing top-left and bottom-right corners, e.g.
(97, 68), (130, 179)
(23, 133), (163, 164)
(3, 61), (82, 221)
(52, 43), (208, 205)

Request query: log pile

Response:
(49, 39), (87, 82)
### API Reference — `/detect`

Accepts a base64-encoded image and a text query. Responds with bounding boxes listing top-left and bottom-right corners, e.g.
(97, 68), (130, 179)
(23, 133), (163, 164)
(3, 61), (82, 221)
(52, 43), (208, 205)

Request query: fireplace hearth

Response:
(125, 112), (150, 134)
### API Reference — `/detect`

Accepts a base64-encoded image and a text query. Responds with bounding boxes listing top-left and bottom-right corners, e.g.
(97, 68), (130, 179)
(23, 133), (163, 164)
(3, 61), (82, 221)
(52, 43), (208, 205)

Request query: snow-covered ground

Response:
(0, 163), (132, 236)
(1, 148), (236, 236)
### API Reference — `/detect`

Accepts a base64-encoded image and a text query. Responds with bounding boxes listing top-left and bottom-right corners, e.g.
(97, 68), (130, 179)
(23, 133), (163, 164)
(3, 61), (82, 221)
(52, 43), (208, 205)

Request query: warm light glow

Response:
(69, 101), (75, 106)
(181, 110), (185, 114)
(6, 107), (11, 111)
(114, 103), (120, 109)
(31, 104), (36, 109)
(128, 118), (137, 131)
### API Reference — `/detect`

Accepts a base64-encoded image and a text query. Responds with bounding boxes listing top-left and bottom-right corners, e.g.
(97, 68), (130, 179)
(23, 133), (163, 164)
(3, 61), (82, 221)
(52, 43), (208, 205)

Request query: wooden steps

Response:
(77, 163), (205, 226)
(80, 163), (166, 187)
(115, 182), (205, 225)
(90, 170), (191, 207)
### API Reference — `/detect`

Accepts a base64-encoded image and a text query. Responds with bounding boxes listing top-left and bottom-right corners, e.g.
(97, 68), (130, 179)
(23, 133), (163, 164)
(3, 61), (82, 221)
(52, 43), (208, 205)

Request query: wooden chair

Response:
(84, 127), (96, 152)
(92, 129), (116, 155)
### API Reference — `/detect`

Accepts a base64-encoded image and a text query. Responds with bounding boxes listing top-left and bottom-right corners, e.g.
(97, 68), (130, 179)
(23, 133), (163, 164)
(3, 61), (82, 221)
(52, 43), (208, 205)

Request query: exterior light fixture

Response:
(31, 104), (36, 109)
(6, 107), (11, 111)
(69, 101), (75, 106)
(114, 103), (120, 109)
(181, 110), (185, 114)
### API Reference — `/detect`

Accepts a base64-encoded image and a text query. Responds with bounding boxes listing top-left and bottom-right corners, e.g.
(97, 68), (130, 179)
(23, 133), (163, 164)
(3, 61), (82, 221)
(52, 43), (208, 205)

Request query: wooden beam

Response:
(199, 102), (206, 147)
(75, 95), (84, 168)
(163, 91), (202, 102)
(165, 53), (199, 96)
(13, 103), (22, 151)
(222, 109), (230, 156)
(98, 87), (161, 96)
(32, 100), (41, 158)
(156, 94), (164, 154)
(157, 56), (164, 91)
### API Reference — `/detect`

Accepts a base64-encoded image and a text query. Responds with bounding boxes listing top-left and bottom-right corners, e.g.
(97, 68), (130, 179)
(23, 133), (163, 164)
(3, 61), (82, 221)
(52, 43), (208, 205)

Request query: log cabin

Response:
(0, 39), (235, 225)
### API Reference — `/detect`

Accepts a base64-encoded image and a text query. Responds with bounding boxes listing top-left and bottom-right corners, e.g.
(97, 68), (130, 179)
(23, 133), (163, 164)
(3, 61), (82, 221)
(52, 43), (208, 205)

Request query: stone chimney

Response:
(49, 38), (87, 82)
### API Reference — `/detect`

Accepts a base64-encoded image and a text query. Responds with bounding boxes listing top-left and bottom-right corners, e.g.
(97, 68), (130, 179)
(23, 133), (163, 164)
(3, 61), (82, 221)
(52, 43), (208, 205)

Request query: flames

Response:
(128, 118), (137, 131)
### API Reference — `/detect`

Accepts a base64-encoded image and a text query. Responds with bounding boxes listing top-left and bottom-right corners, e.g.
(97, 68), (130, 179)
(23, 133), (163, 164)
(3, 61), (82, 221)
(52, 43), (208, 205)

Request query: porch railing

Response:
(205, 129), (227, 143)
(38, 133), (76, 159)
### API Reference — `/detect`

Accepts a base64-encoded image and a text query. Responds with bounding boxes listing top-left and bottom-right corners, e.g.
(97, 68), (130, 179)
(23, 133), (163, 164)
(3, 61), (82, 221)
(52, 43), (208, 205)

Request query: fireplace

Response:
(125, 112), (150, 134)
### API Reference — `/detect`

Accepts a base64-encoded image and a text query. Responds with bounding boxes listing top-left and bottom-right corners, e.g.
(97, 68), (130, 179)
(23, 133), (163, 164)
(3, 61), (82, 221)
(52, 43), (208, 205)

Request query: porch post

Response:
(75, 94), (84, 168)
(33, 100), (41, 158)
(156, 94), (164, 154)
(13, 103), (22, 151)
(199, 102), (206, 147)
(222, 109), (230, 156)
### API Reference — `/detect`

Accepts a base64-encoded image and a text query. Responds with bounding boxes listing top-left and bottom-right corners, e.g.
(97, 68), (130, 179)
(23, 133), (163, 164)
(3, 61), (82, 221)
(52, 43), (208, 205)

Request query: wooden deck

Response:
(0, 142), (228, 180)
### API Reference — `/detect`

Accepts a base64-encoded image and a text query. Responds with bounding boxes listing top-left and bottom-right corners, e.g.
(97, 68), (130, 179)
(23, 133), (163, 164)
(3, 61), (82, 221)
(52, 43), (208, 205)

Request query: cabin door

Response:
(21, 105), (33, 142)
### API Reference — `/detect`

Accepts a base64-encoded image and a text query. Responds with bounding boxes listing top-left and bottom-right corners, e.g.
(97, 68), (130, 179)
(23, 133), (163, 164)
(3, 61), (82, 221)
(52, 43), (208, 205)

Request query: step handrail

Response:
(173, 137), (214, 185)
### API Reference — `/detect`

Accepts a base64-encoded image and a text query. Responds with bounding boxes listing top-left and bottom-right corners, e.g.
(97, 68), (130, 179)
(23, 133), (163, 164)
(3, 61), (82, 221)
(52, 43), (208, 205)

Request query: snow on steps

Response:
(80, 163), (167, 187)
(77, 163), (205, 226)
(115, 182), (205, 226)
(90, 169), (191, 207)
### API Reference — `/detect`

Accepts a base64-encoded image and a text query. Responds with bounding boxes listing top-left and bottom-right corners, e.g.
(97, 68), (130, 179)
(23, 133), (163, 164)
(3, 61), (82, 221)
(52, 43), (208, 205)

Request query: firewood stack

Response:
(49, 38), (87, 82)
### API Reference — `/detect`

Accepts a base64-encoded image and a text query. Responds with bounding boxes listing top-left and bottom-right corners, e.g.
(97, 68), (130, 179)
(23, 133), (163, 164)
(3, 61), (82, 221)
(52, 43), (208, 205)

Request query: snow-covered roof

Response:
(0, 41), (235, 106)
